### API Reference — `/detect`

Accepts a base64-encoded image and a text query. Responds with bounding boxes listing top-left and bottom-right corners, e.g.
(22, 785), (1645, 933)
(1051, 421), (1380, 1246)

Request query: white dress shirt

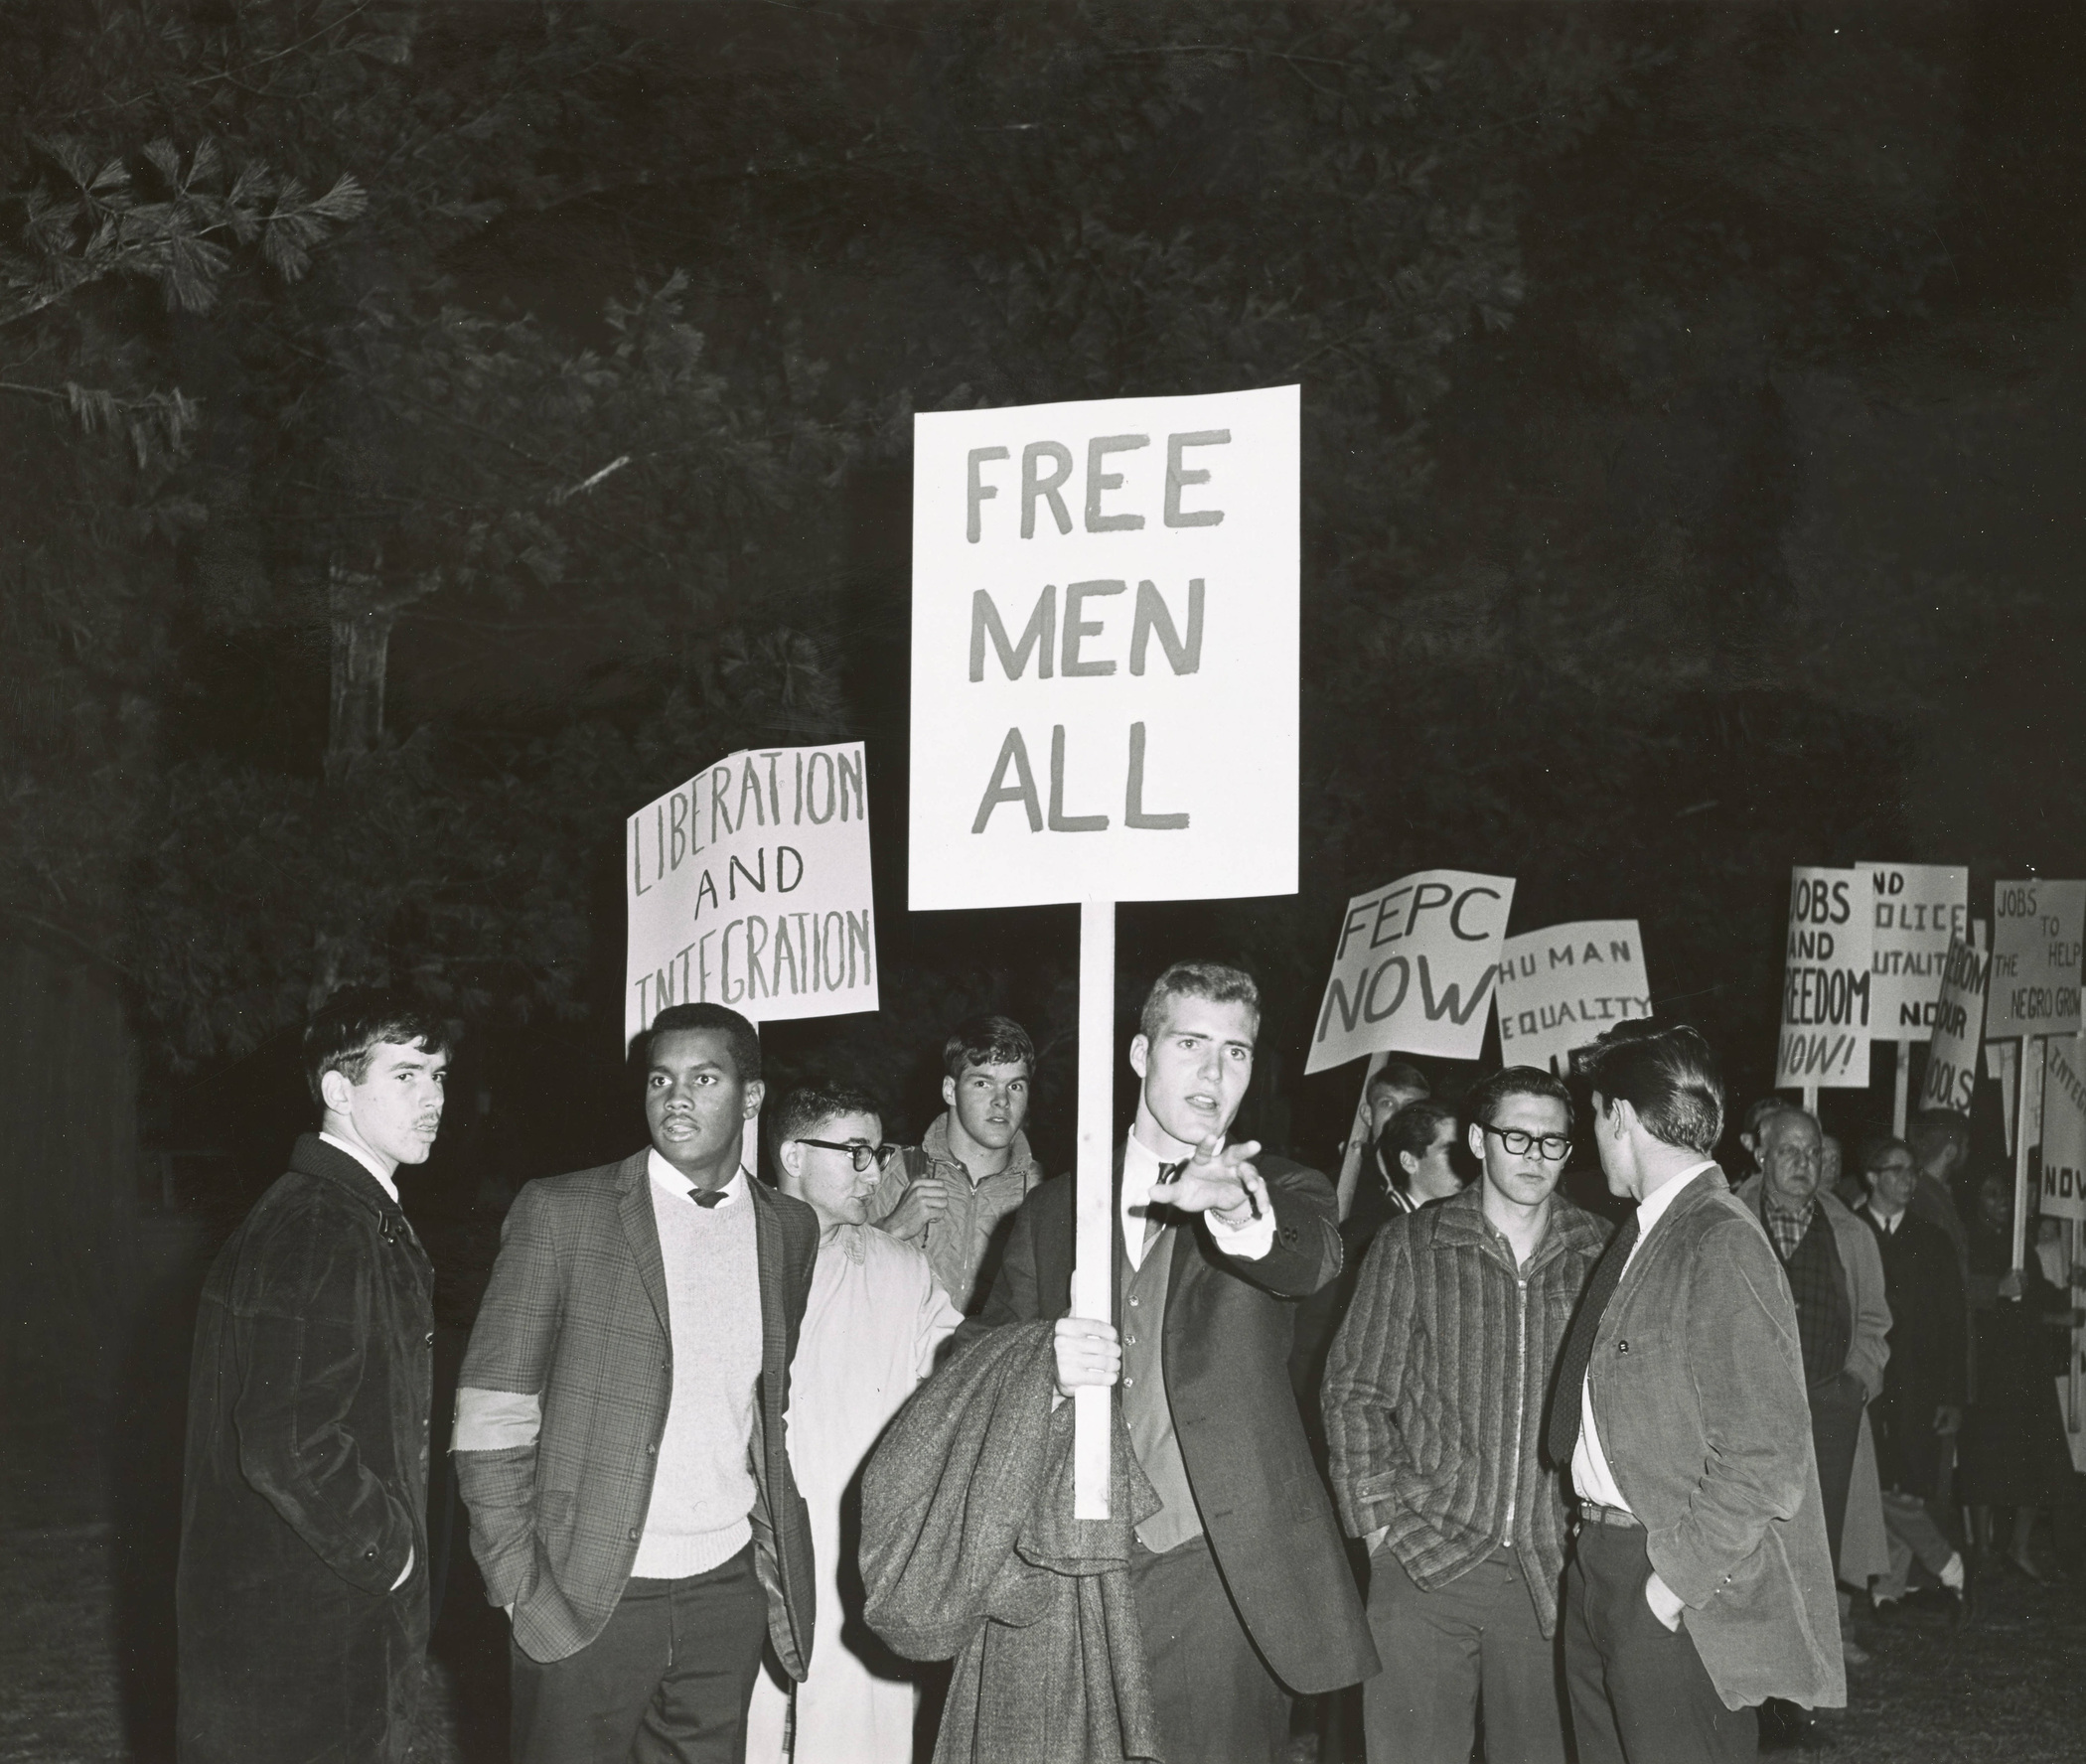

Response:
(1119, 1129), (1274, 1269)
(647, 1148), (747, 1208)
(1572, 1159), (1718, 1513)
(321, 1129), (399, 1204)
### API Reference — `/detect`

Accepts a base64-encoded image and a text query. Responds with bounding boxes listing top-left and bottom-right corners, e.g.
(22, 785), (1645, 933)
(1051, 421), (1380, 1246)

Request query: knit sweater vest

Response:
(1778, 1206), (1852, 1394)
(631, 1172), (762, 1578)
(1119, 1226), (1201, 1552)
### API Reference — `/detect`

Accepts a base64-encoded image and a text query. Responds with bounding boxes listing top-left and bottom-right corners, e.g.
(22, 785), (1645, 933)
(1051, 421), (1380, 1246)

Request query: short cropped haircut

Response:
(1368, 1060), (1431, 1102)
(1862, 1134), (1913, 1172)
(1381, 1100), (1458, 1195)
(638, 1001), (762, 1085)
(1462, 1065), (1574, 1134)
(943, 1014), (1036, 1081)
(304, 986), (453, 1105)
(1138, 959), (1261, 1043)
(775, 1081), (883, 1146)
(1572, 1019), (1724, 1157)
(1907, 1108), (1970, 1165)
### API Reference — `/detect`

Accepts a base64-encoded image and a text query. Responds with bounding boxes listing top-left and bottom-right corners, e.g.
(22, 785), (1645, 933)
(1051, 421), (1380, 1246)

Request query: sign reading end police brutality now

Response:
(1307, 871), (1516, 1074)
(623, 742), (877, 1050)
(908, 386), (1297, 910)
(1777, 867), (1872, 1089)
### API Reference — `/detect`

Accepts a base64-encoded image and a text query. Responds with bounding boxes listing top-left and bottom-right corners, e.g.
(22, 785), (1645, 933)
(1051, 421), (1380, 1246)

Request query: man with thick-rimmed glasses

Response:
(747, 1083), (960, 1764)
(1323, 1065), (1609, 1764)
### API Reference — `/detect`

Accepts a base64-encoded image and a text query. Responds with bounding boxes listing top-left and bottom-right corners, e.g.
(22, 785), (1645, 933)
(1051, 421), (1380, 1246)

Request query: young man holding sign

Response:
(976, 960), (1378, 1763)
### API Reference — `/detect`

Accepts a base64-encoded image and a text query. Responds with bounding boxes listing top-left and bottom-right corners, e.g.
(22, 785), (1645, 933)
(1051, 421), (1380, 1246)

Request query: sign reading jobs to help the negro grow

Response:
(624, 742), (877, 1050)
(1306, 870), (1516, 1074)
(1776, 866), (1873, 1089)
(1988, 878), (2085, 1040)
(908, 386), (1298, 912)
(1857, 862), (1969, 1036)
(1496, 921), (1652, 1074)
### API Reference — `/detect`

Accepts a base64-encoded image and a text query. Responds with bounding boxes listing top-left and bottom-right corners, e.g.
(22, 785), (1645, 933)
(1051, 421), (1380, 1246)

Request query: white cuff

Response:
(1207, 1205), (1275, 1260)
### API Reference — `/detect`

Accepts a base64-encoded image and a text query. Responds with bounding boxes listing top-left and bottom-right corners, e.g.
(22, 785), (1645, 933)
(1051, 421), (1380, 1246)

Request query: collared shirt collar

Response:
(923, 1109), (1038, 1189)
(320, 1129), (399, 1205)
(1635, 1157), (1716, 1239)
(1865, 1203), (1903, 1235)
(647, 1147), (747, 1208)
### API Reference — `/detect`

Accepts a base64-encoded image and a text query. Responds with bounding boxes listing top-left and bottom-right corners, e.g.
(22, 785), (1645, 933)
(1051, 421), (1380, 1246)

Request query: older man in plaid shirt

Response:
(1323, 1066), (1609, 1764)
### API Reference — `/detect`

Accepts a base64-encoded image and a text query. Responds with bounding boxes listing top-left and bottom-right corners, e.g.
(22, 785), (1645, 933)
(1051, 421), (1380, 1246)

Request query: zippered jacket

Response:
(1323, 1183), (1610, 1636)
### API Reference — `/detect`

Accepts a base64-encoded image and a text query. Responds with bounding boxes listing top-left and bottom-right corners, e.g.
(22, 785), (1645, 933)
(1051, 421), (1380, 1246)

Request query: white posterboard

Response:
(1858, 862), (1969, 1036)
(1306, 870), (1516, 1074)
(1495, 921), (1651, 1074)
(1776, 866), (1873, 1090)
(2042, 1034), (2086, 1225)
(624, 742), (878, 1049)
(1921, 936), (1991, 1114)
(908, 386), (1298, 911)
(1989, 879), (2085, 1040)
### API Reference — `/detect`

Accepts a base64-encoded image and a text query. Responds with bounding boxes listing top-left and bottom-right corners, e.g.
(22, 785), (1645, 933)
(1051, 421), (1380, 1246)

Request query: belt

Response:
(1576, 1500), (1643, 1530)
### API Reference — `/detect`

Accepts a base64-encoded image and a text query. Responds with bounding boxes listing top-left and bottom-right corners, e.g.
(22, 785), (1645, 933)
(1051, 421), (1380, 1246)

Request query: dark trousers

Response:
(1129, 1533), (1290, 1764)
(510, 1546), (767, 1764)
(1810, 1372), (1865, 1570)
(1363, 1544), (1566, 1764)
(1563, 1523), (1754, 1764)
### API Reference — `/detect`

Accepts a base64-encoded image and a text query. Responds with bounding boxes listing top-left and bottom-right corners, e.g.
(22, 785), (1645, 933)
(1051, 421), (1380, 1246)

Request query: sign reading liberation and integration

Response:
(1306, 870), (1517, 1074)
(624, 742), (878, 1049)
(1776, 866), (1873, 1089)
(1495, 921), (1652, 1074)
(2042, 1034), (2086, 1225)
(907, 385), (1298, 912)
(1988, 878), (2085, 1040)
(1919, 935), (1991, 1114)
(1858, 862), (1969, 1036)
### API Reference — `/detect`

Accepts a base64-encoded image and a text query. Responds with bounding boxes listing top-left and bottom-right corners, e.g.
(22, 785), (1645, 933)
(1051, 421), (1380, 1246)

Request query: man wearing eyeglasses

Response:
(1323, 1066), (1609, 1764)
(747, 1083), (961, 1764)
(452, 1002), (820, 1764)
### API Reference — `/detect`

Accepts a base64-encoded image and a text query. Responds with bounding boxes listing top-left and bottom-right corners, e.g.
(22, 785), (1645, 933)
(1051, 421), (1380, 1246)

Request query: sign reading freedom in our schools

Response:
(1989, 878), (2085, 1040)
(907, 386), (1298, 912)
(1858, 862), (1969, 1036)
(1920, 935), (1991, 1114)
(1776, 866), (1873, 1089)
(1306, 870), (1516, 1074)
(624, 742), (878, 1049)
(1496, 921), (1652, 1074)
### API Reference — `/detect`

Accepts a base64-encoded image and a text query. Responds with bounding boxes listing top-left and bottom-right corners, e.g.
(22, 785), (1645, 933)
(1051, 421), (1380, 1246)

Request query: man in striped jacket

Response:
(1323, 1066), (1610, 1764)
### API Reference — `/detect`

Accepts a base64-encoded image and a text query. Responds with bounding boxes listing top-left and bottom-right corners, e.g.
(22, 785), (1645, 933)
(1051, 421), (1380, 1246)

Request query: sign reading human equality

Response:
(1306, 869), (1517, 1073)
(1495, 920), (1652, 1074)
(623, 741), (878, 1049)
(908, 386), (1298, 912)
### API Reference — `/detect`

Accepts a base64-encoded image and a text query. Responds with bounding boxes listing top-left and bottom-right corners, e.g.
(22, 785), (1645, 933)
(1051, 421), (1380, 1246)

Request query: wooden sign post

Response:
(910, 384), (1301, 1519)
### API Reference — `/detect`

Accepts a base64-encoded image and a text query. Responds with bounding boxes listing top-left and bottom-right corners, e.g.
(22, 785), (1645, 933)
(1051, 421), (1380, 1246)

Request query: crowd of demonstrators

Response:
(203, 971), (2086, 1764)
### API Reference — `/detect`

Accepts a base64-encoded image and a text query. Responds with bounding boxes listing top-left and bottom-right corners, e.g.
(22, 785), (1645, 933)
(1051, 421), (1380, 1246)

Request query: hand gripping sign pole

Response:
(911, 385), (1301, 1519)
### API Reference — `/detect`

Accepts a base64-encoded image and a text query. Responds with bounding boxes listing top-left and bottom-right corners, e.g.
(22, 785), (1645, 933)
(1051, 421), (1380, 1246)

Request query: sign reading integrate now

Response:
(908, 386), (1298, 912)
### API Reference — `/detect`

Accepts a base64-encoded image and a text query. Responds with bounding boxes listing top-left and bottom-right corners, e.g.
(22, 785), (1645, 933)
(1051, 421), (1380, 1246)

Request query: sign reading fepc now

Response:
(908, 386), (1298, 911)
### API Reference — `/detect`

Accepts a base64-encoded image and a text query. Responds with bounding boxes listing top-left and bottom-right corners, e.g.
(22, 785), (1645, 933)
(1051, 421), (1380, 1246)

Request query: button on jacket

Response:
(1322, 1183), (1611, 1636)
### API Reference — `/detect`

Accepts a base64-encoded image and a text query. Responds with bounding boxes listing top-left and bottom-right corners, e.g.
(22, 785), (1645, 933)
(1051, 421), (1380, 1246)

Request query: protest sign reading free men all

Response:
(1306, 870), (1517, 1074)
(908, 385), (1297, 911)
(1776, 866), (1873, 1089)
(623, 741), (877, 1049)
(1496, 921), (1652, 1074)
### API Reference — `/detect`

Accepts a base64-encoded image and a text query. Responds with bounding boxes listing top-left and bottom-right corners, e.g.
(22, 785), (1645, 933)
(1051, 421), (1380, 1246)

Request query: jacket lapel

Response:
(616, 1150), (671, 1339)
(748, 1176), (788, 1391)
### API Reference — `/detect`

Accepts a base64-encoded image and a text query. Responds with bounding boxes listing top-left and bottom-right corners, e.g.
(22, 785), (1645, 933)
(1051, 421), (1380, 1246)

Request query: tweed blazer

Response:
(1732, 1176), (1891, 1400)
(972, 1147), (1380, 1695)
(1577, 1165), (1844, 1711)
(454, 1151), (820, 1671)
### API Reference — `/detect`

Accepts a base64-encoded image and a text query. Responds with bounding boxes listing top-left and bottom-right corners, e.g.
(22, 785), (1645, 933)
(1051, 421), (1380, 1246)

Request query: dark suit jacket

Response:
(177, 1134), (434, 1764)
(974, 1146), (1380, 1695)
(1859, 1206), (1967, 1497)
(454, 1152), (820, 1673)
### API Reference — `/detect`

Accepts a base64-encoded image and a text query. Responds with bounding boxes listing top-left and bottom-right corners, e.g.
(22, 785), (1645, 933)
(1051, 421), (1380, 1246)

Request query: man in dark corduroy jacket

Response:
(1323, 1065), (1609, 1764)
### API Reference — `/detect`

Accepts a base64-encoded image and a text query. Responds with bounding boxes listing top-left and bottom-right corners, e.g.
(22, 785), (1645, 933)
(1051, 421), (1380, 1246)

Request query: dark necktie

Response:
(1546, 1209), (1640, 1471)
(1141, 1161), (1186, 1250)
(686, 1186), (726, 1210)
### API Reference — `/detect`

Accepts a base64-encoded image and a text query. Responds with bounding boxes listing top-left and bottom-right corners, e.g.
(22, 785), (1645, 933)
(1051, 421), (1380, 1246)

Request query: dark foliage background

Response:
(3, 0), (2082, 1211)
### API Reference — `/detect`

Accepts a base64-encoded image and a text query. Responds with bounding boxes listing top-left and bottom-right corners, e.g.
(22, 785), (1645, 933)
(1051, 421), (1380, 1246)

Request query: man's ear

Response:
(942, 1075), (958, 1110)
(1128, 1034), (1150, 1081)
(319, 1067), (354, 1116)
(1466, 1120), (1487, 1163)
(743, 1079), (766, 1119)
(777, 1136), (804, 1184)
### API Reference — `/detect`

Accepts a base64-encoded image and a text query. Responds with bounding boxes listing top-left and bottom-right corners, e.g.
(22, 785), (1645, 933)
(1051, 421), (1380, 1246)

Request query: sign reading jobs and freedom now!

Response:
(624, 742), (878, 1049)
(908, 386), (1298, 911)
(1776, 866), (1872, 1089)
(1307, 871), (1516, 1073)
